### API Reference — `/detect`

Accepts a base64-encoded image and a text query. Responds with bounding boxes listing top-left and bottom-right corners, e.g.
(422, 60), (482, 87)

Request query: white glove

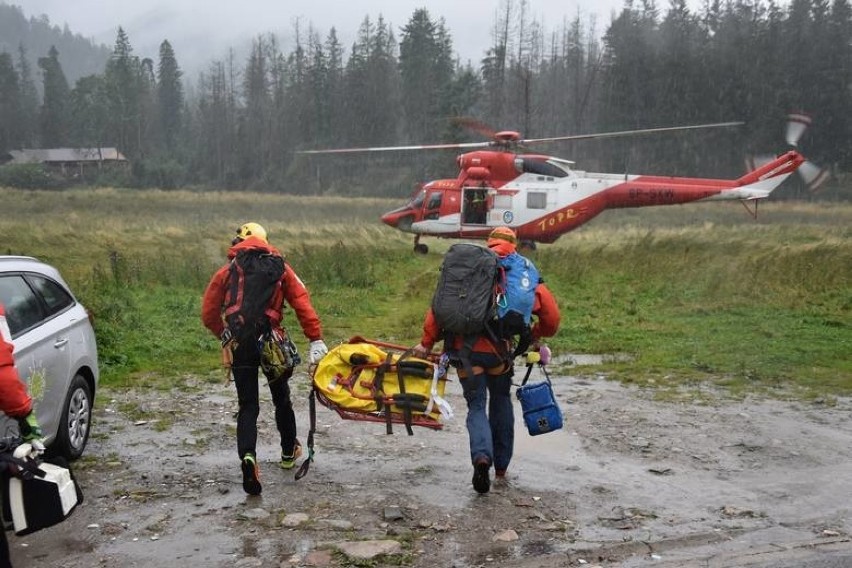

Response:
(13, 440), (44, 460)
(309, 340), (328, 363)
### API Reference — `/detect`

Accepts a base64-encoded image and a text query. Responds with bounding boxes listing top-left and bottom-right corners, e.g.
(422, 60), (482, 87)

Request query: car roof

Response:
(0, 255), (68, 287)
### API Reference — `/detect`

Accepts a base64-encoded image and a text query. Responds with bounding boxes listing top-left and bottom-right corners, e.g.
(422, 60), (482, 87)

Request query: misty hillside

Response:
(0, 3), (110, 85)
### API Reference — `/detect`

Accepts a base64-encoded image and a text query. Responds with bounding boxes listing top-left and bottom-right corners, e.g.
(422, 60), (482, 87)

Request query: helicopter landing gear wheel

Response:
(413, 236), (429, 254)
(519, 240), (537, 251)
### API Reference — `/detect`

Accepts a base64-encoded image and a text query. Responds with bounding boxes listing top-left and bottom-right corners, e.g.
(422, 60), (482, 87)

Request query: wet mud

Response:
(8, 368), (852, 567)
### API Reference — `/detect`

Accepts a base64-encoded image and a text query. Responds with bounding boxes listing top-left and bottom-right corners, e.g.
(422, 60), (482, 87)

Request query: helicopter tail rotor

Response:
(746, 113), (829, 192)
(785, 113), (830, 190)
(798, 160), (830, 191)
(785, 113), (811, 147)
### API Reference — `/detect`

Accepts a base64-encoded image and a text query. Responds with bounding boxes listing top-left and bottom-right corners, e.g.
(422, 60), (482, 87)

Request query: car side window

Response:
(0, 275), (44, 336)
(27, 274), (74, 316)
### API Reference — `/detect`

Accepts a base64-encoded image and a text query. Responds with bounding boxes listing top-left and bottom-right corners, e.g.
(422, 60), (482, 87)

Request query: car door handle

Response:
(53, 337), (69, 348)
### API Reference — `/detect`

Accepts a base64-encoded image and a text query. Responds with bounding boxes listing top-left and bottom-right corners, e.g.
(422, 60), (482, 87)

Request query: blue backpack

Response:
(495, 252), (539, 356)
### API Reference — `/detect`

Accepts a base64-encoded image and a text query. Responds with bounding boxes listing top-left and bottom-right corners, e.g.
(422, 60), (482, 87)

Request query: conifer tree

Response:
(104, 27), (142, 156)
(15, 44), (38, 147)
(69, 74), (108, 148)
(38, 45), (71, 147)
(157, 40), (183, 152)
(240, 35), (272, 182)
(0, 52), (23, 153)
(399, 9), (454, 142)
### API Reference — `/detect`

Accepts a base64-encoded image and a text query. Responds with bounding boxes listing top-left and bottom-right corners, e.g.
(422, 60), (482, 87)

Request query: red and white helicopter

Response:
(300, 115), (827, 253)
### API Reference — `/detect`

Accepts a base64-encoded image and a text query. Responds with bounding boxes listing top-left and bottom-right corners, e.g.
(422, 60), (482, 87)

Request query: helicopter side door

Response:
(462, 186), (488, 225)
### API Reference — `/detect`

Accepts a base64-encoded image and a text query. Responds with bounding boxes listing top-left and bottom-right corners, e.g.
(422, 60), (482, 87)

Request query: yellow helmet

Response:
(233, 222), (267, 244)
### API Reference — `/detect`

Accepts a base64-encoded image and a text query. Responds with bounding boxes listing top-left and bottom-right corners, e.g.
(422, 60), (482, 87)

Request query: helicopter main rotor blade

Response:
(296, 140), (491, 155)
(520, 121), (745, 145)
(297, 121), (744, 155)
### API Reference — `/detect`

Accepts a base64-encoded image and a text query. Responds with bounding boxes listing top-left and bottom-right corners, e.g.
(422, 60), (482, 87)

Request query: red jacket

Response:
(0, 303), (34, 418)
(201, 238), (323, 341)
(419, 283), (561, 356)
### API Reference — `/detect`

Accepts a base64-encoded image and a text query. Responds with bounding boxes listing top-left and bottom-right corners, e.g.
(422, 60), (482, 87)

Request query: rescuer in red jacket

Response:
(413, 227), (560, 494)
(1, 302), (44, 567)
(202, 222), (327, 495)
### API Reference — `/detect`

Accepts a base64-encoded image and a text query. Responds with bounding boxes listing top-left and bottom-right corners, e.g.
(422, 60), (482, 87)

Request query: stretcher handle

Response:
(348, 336), (440, 363)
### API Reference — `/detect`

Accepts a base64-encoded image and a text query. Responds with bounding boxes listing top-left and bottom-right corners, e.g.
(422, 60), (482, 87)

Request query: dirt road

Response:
(9, 367), (852, 567)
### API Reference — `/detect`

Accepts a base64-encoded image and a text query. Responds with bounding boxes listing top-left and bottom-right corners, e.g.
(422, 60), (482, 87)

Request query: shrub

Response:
(131, 157), (188, 189)
(0, 163), (66, 189)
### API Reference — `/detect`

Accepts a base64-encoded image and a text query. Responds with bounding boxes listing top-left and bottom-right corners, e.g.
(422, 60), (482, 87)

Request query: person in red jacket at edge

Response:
(202, 223), (327, 496)
(413, 227), (560, 494)
(1, 303), (44, 568)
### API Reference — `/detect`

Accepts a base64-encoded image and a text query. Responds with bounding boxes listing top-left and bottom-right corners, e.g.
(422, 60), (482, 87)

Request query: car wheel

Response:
(54, 374), (93, 460)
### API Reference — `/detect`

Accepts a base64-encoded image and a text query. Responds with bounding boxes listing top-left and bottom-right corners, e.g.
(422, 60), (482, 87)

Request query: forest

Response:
(0, 0), (850, 199)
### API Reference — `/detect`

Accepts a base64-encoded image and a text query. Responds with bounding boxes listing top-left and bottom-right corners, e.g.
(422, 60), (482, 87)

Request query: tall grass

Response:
(2, 187), (849, 397)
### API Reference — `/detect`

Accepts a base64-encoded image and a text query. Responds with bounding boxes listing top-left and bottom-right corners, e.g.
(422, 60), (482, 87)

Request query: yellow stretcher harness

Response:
(296, 337), (453, 480)
(312, 337), (452, 429)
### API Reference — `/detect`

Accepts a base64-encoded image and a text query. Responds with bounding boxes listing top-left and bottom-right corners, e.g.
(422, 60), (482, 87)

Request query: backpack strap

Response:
(372, 353), (394, 435)
(395, 348), (418, 436)
(520, 363), (534, 386)
(0, 449), (46, 480)
(223, 258), (244, 321)
(455, 334), (478, 382)
(519, 359), (552, 387)
(513, 327), (533, 358)
(294, 387), (316, 481)
(483, 320), (512, 364)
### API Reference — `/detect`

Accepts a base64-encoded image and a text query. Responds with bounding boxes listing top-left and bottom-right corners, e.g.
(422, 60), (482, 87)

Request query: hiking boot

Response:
(472, 457), (491, 494)
(495, 469), (507, 479)
(241, 454), (262, 495)
(279, 440), (303, 470)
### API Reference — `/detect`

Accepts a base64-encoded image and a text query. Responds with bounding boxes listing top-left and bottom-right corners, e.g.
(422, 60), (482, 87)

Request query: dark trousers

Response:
(457, 352), (515, 470)
(231, 339), (297, 459)
(0, 526), (10, 568)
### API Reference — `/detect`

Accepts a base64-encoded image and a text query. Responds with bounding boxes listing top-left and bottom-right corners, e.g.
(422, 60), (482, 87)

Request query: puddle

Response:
(553, 352), (635, 366)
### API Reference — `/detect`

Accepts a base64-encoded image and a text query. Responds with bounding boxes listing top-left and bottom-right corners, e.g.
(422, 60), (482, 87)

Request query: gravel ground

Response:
(8, 368), (852, 567)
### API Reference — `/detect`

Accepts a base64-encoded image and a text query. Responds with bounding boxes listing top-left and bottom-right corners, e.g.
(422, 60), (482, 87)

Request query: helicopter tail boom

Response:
(699, 150), (804, 201)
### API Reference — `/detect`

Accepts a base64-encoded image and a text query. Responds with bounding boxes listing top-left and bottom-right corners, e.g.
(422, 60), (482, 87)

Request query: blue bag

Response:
(516, 363), (563, 436)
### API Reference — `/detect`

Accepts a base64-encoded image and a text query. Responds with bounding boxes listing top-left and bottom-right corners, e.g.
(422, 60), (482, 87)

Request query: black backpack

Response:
(431, 243), (502, 375)
(224, 249), (285, 344)
(431, 243), (499, 336)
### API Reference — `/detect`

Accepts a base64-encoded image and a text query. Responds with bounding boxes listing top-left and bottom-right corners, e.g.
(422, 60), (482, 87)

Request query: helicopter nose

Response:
(381, 210), (398, 227)
(381, 208), (414, 232)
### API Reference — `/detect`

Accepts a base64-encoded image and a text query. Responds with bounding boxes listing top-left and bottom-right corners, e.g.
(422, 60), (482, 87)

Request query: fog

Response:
(15, 0), (701, 76)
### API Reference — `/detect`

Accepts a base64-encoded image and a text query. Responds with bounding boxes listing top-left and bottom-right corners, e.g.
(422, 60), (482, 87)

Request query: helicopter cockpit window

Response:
(527, 192), (547, 209)
(411, 191), (426, 208)
(426, 193), (442, 210)
(423, 192), (442, 220)
(519, 158), (568, 178)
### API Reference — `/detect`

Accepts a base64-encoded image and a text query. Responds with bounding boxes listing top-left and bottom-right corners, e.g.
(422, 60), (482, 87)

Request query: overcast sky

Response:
(16, 0), (704, 75)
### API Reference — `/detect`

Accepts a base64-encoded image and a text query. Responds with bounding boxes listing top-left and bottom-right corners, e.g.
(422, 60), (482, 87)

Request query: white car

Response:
(0, 256), (99, 460)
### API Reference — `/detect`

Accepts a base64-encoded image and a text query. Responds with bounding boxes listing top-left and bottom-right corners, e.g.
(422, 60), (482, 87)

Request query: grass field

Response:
(2, 187), (850, 399)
